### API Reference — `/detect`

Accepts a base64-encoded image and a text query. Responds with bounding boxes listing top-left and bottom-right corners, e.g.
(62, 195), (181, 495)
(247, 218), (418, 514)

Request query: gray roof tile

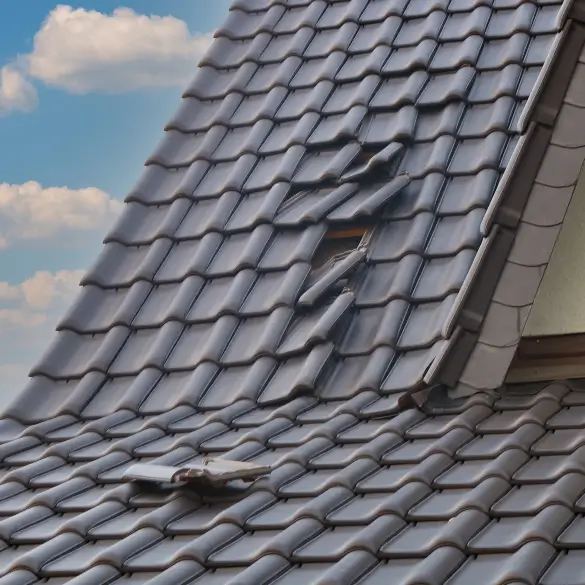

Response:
(369, 72), (423, 109)
(468, 64), (522, 102)
(106, 199), (190, 244)
(359, 0), (406, 22)
(381, 509), (488, 557)
(468, 504), (572, 552)
(350, 17), (401, 52)
(405, 0), (450, 18)
(413, 102), (465, 141)
(491, 472), (585, 515)
(446, 542), (555, 585)
(430, 36), (484, 71)
(357, 547), (465, 585)
(517, 64), (541, 98)
(408, 477), (509, 520)
(542, 549), (585, 585)
(477, 33), (530, 70)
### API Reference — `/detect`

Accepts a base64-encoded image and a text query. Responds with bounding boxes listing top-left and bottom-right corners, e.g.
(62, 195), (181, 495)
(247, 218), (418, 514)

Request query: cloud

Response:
(0, 309), (46, 328)
(0, 181), (122, 249)
(0, 269), (85, 311)
(0, 364), (31, 410)
(0, 66), (38, 116)
(26, 5), (213, 93)
(0, 269), (84, 405)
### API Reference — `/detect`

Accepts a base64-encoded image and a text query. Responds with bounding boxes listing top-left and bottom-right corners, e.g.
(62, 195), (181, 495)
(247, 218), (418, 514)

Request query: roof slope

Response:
(1, 0), (585, 584)
(440, 1), (585, 396)
(17, 0), (566, 408)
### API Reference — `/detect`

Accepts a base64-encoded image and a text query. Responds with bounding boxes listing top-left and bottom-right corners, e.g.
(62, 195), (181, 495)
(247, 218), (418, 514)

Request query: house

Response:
(2, 0), (585, 582)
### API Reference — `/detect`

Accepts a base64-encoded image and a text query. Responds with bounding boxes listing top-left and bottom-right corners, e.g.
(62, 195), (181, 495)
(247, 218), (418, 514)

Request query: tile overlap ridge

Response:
(1, 0), (585, 584)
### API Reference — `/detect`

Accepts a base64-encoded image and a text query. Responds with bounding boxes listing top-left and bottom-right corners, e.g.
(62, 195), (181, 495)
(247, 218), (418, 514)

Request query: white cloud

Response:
(0, 181), (122, 249)
(26, 5), (213, 93)
(0, 364), (30, 410)
(0, 269), (84, 406)
(0, 66), (38, 116)
(0, 269), (83, 328)
(0, 309), (46, 328)
(0, 269), (85, 311)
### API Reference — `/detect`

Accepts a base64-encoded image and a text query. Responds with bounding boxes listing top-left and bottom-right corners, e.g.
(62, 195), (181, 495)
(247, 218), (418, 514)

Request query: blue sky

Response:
(0, 1), (230, 407)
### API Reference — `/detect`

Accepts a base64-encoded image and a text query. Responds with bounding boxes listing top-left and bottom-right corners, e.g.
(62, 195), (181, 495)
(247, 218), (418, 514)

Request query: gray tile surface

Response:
(8, 371), (585, 582)
(4, 0), (585, 583)
(454, 47), (585, 396)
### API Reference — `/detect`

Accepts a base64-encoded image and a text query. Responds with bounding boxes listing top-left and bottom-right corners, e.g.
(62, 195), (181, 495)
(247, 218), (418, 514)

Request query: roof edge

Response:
(426, 6), (585, 398)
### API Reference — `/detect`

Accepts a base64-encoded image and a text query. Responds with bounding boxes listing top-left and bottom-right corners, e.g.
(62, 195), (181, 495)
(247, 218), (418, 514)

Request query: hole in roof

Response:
(355, 149), (378, 165)
(312, 226), (368, 270)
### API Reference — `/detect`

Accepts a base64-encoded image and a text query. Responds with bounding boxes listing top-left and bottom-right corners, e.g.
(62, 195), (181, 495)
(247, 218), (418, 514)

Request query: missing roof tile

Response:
(299, 248), (366, 308)
(312, 226), (369, 270)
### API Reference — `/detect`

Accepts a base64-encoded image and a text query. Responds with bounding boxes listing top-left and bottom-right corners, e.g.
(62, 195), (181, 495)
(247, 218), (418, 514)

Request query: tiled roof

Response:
(4, 0), (585, 583)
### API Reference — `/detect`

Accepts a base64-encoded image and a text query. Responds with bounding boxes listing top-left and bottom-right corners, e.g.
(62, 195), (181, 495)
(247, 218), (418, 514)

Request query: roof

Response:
(3, 0), (585, 583)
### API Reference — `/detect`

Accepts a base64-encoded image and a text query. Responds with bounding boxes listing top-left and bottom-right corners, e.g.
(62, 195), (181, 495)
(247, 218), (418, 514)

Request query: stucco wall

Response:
(523, 164), (585, 336)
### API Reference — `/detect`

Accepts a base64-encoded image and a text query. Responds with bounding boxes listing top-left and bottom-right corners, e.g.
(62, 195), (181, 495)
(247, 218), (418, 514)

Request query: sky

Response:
(0, 1), (231, 409)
